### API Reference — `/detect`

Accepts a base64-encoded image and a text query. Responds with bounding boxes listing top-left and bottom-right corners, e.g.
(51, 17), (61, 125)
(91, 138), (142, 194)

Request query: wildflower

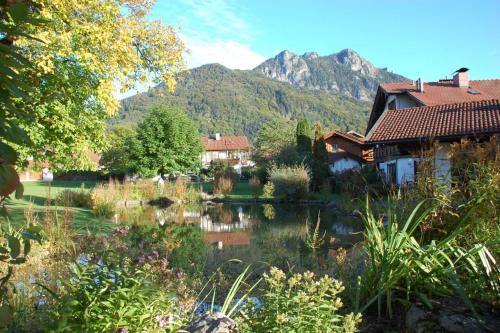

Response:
(156, 315), (167, 327)
(119, 327), (128, 333)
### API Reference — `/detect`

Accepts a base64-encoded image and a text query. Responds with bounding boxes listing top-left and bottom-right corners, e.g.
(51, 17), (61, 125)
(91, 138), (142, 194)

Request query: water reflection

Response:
(117, 203), (365, 275)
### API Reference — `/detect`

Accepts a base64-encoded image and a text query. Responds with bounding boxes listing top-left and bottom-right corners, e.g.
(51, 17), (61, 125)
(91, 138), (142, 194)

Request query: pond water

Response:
(117, 202), (365, 278)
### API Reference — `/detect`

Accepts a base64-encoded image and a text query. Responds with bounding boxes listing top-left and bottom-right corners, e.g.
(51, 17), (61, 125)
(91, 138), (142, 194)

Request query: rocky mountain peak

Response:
(333, 48), (377, 76)
(254, 48), (407, 101)
(303, 51), (320, 60)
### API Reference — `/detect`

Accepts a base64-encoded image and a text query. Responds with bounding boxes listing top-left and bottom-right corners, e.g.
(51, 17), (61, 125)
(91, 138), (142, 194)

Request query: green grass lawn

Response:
(3, 180), (113, 234)
(204, 180), (348, 202)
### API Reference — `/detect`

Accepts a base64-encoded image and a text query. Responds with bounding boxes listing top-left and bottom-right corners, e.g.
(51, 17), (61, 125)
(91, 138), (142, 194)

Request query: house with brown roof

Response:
(365, 68), (500, 185)
(201, 133), (253, 174)
(323, 130), (373, 173)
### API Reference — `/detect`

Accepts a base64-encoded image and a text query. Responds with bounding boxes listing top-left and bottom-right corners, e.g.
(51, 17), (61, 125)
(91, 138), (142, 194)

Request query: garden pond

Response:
(116, 202), (366, 279)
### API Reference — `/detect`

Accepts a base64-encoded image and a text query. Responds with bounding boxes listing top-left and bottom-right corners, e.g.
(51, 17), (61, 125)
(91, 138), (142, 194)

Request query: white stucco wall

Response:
(329, 158), (361, 173)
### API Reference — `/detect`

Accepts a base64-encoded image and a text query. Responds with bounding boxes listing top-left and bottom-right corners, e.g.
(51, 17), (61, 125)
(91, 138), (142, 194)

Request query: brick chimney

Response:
(452, 68), (469, 88)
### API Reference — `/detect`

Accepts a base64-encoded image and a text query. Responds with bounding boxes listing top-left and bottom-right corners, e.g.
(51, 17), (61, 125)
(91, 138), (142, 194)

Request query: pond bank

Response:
(202, 192), (340, 206)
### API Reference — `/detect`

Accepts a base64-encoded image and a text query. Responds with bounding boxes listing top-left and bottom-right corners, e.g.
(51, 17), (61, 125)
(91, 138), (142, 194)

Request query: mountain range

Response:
(116, 49), (408, 139)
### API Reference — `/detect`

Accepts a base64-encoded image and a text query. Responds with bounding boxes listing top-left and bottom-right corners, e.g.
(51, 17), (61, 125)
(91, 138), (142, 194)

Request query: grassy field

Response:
(3, 180), (113, 234)
(204, 180), (346, 202)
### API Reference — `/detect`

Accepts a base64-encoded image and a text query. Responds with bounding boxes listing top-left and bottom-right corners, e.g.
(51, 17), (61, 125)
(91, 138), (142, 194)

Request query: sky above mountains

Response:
(154, 0), (500, 82)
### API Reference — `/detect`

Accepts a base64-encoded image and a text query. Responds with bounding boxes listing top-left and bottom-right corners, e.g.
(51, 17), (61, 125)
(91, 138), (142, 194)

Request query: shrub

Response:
(90, 183), (116, 218)
(330, 165), (386, 198)
(248, 176), (261, 199)
(268, 164), (310, 200)
(208, 159), (229, 178)
(50, 262), (187, 332)
(238, 267), (361, 332)
(262, 182), (274, 198)
(213, 168), (239, 194)
(55, 187), (92, 208)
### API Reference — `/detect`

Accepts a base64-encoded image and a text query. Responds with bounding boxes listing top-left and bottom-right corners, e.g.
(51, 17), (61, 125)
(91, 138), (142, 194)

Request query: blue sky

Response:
(153, 0), (500, 82)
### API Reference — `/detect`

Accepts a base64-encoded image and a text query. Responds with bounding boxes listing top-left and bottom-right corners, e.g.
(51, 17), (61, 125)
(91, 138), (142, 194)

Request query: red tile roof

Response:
(366, 99), (500, 143)
(380, 80), (500, 106)
(323, 130), (365, 144)
(201, 136), (249, 151)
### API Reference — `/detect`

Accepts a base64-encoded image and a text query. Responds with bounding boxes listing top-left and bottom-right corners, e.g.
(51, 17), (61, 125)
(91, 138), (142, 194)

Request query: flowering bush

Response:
(238, 267), (361, 332)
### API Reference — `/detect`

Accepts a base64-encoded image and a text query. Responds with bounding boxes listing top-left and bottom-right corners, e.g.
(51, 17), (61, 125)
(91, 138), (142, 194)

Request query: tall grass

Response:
(358, 197), (499, 317)
(268, 164), (310, 200)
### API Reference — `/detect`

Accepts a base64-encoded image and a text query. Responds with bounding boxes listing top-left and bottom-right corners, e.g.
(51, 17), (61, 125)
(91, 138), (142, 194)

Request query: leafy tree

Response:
(100, 125), (136, 177)
(311, 123), (330, 191)
(0, 1), (45, 204)
(129, 105), (203, 177)
(8, 0), (185, 170)
(255, 119), (298, 166)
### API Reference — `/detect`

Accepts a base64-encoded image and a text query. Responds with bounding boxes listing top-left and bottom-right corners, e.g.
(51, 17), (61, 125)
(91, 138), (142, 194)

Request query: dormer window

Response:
(388, 100), (396, 110)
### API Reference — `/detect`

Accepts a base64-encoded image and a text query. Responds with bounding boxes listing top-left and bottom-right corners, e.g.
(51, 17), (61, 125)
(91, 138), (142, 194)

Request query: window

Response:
(388, 100), (397, 110)
(333, 144), (339, 152)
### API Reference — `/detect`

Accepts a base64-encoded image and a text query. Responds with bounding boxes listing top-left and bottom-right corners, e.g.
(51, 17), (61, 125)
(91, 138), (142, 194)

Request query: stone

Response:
(406, 298), (499, 333)
(185, 312), (238, 333)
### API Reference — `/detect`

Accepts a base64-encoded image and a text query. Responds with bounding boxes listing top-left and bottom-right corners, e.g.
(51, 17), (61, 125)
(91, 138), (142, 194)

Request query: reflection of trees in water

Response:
(117, 205), (157, 225)
(210, 204), (235, 224)
(262, 204), (275, 220)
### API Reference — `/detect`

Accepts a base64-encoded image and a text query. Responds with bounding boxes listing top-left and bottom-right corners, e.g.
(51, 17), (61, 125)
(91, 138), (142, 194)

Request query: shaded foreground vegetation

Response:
(1, 166), (498, 332)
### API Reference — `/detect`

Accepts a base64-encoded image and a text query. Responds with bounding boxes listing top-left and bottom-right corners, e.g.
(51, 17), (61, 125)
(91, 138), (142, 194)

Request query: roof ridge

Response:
(386, 98), (500, 113)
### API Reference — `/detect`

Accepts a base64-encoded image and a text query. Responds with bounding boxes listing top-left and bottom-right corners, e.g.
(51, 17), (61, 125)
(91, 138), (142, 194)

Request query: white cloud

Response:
(158, 0), (267, 69)
(184, 35), (266, 70)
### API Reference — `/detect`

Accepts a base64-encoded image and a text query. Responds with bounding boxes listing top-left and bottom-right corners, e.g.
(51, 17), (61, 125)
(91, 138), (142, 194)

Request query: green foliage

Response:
(305, 214), (326, 252)
(268, 164), (310, 200)
(9, 0), (185, 170)
(0, 223), (43, 331)
(296, 118), (312, 155)
(311, 123), (331, 191)
(128, 104), (203, 177)
(238, 267), (361, 333)
(255, 119), (298, 166)
(358, 198), (499, 317)
(331, 165), (386, 198)
(262, 182), (275, 198)
(116, 64), (371, 139)
(49, 261), (186, 332)
(207, 159), (229, 178)
(0, 1), (42, 204)
(55, 186), (92, 208)
(100, 125), (137, 176)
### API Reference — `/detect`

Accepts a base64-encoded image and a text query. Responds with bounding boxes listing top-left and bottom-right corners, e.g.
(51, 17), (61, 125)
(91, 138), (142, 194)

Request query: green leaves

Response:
(130, 104), (203, 176)
(0, 142), (18, 164)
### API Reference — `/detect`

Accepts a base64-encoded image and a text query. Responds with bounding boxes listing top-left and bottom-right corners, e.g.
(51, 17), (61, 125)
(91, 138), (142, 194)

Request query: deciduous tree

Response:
(6, 0), (185, 170)
(129, 105), (203, 177)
